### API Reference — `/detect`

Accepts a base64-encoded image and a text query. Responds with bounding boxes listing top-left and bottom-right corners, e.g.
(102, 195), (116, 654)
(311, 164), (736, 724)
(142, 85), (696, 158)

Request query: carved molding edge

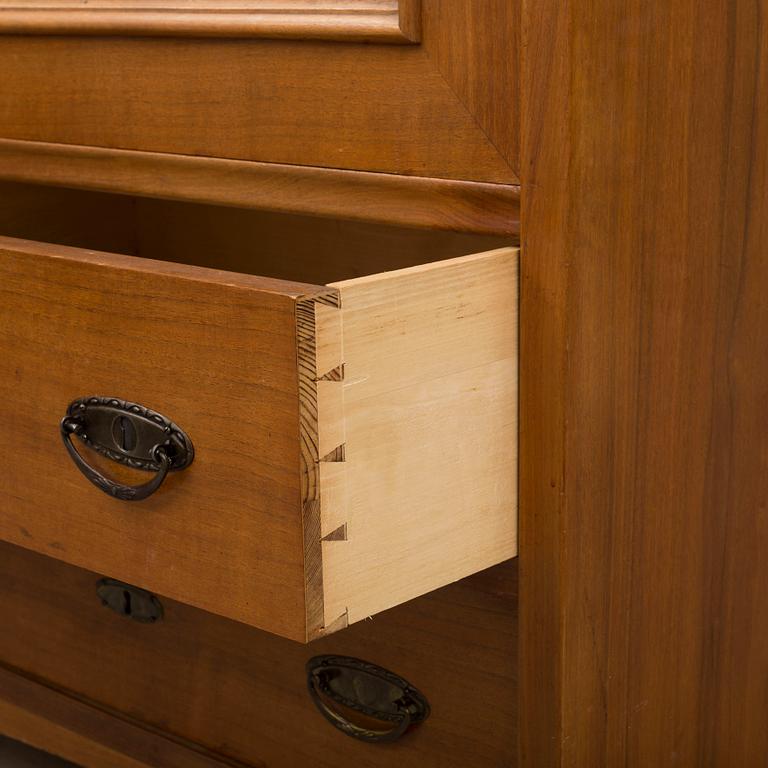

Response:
(0, 1), (421, 42)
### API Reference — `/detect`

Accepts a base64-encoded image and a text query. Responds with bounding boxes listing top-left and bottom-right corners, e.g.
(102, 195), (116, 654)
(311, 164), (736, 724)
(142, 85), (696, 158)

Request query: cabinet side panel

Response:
(520, 0), (768, 765)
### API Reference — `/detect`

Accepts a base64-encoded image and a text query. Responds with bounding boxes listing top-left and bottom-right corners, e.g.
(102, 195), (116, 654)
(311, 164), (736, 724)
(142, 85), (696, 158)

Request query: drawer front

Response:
(0, 541), (518, 768)
(0, 235), (334, 642)
(0, 235), (518, 642)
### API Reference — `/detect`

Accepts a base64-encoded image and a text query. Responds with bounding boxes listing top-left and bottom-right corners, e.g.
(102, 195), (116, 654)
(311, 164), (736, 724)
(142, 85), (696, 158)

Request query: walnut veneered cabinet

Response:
(1, 1), (765, 767)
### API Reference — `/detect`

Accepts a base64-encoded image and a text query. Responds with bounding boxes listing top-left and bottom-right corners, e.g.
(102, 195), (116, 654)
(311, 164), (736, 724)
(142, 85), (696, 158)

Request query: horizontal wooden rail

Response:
(0, 138), (520, 235)
(0, 663), (253, 768)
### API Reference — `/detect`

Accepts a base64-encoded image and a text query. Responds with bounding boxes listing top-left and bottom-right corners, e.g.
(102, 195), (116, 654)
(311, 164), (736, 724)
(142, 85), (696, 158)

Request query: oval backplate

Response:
(65, 396), (194, 472)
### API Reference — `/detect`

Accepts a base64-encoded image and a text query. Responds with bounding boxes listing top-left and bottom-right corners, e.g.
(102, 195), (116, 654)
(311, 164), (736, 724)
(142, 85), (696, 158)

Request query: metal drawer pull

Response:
(96, 578), (163, 623)
(60, 396), (194, 502)
(306, 656), (430, 743)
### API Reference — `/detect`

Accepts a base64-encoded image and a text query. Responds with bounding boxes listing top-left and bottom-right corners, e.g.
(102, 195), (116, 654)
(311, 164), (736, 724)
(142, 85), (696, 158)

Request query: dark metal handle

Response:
(61, 417), (171, 501)
(307, 668), (412, 743)
(59, 396), (194, 502)
(306, 656), (430, 744)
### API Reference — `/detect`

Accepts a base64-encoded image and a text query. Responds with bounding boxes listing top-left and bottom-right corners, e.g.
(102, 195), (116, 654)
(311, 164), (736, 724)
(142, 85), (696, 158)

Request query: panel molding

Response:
(0, 0), (421, 41)
(0, 138), (520, 235)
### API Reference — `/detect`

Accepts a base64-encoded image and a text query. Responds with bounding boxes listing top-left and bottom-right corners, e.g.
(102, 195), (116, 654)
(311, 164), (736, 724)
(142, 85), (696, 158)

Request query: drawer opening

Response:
(0, 180), (518, 642)
(0, 181), (514, 282)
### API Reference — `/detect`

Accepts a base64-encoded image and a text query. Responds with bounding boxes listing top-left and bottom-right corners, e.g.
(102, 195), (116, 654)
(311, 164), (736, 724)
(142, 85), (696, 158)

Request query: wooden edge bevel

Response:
(0, 234), (328, 300)
(0, 139), (520, 236)
(296, 291), (348, 641)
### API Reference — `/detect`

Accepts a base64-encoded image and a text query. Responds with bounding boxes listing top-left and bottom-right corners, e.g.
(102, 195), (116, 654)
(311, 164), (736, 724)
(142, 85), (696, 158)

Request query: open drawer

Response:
(0, 186), (518, 642)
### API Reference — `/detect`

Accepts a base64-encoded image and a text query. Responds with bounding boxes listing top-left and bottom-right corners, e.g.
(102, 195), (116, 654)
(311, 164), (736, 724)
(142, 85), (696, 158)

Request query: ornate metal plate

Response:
(64, 396), (194, 473)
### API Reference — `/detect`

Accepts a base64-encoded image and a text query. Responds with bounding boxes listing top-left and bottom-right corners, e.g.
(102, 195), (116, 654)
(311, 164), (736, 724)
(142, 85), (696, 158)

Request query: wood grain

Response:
(0, 541), (518, 768)
(0, 235), (331, 642)
(519, 0), (768, 765)
(322, 248), (518, 628)
(0, 0), (418, 42)
(0, 1), (518, 184)
(421, 0), (519, 175)
(0, 139), (520, 236)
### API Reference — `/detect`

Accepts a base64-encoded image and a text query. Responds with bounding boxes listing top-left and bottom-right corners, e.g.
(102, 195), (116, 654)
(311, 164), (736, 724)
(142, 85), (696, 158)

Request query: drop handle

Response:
(306, 656), (430, 743)
(60, 396), (194, 502)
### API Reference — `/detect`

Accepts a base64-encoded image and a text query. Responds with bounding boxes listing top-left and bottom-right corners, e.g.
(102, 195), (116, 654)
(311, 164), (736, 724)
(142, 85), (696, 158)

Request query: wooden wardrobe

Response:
(0, 2), (765, 766)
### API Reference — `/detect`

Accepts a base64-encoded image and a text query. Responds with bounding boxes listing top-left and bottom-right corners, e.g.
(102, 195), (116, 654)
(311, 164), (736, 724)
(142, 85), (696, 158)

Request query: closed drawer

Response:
(0, 196), (518, 642)
(0, 540), (517, 768)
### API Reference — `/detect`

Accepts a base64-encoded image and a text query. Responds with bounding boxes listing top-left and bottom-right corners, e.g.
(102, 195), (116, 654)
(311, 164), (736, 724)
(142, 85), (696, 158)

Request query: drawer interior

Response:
(0, 181), (518, 641)
(0, 181), (512, 283)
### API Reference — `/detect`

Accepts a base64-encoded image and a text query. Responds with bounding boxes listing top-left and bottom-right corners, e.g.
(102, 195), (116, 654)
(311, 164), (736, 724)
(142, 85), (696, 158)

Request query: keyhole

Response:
(122, 589), (132, 616)
(112, 415), (137, 453)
